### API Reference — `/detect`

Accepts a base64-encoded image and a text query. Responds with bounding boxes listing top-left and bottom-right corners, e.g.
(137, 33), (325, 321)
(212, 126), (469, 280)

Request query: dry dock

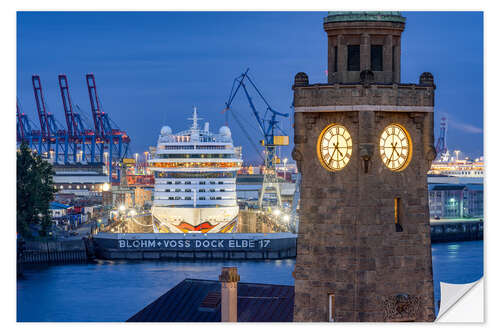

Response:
(93, 232), (297, 260)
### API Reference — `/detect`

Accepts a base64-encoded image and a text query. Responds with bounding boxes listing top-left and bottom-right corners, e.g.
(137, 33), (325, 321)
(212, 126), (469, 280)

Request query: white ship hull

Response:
(152, 206), (238, 233)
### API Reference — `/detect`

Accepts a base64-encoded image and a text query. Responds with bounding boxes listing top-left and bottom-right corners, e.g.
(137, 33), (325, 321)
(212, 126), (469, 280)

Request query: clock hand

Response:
(336, 143), (344, 157)
(393, 142), (401, 158)
(328, 154), (334, 166)
(389, 148), (396, 161)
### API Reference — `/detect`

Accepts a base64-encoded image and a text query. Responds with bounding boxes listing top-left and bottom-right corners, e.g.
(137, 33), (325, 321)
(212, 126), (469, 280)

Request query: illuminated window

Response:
(395, 197), (403, 232)
(328, 293), (335, 322)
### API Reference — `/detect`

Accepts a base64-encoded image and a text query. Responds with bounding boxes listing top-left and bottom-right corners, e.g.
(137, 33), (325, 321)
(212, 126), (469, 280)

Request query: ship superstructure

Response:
(150, 108), (242, 233)
(429, 157), (484, 178)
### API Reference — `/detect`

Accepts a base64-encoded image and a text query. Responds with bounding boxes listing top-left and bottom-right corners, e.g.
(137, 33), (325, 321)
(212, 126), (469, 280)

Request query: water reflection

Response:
(18, 242), (482, 322)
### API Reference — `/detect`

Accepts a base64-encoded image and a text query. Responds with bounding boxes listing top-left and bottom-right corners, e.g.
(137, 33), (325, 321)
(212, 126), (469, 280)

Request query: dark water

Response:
(17, 240), (483, 322)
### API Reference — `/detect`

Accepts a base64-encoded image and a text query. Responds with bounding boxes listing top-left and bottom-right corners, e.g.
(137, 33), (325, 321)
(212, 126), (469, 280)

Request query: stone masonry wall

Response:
(292, 82), (435, 322)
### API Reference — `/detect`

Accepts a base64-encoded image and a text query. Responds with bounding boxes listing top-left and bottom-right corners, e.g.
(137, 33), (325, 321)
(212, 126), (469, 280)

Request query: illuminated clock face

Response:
(317, 124), (352, 171)
(379, 124), (412, 171)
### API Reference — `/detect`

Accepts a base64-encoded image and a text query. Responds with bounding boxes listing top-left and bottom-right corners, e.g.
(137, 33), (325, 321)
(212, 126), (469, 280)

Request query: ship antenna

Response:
(189, 106), (202, 130)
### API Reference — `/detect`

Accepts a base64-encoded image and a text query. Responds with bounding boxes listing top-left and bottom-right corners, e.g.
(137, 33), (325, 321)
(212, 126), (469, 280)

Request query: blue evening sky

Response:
(16, 11), (483, 163)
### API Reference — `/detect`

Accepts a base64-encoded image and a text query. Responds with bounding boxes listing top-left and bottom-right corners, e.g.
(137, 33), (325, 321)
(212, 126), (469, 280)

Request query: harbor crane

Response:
(224, 69), (289, 208)
(435, 117), (449, 161)
(17, 74), (131, 183)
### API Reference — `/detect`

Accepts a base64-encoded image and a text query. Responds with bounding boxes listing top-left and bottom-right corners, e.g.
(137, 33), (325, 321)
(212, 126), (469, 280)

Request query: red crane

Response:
(32, 75), (51, 138)
(86, 74), (105, 138)
(58, 74), (79, 138)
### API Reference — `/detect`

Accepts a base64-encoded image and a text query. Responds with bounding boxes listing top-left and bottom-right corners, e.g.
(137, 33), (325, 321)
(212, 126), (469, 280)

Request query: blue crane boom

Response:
(224, 69), (289, 208)
(224, 69), (289, 168)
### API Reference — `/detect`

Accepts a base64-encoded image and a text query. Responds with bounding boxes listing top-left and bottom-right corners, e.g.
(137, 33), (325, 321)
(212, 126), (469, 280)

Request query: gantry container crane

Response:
(17, 74), (131, 183)
(86, 74), (130, 182)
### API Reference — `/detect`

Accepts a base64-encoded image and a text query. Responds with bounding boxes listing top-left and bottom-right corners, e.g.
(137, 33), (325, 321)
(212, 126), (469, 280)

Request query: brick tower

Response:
(292, 12), (436, 322)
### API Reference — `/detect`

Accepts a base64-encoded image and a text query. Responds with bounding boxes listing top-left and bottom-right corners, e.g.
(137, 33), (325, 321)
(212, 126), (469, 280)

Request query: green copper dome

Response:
(324, 11), (406, 24)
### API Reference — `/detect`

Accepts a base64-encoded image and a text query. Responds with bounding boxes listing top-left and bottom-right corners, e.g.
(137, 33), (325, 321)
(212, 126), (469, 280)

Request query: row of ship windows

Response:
(161, 188), (232, 193)
(150, 162), (240, 168)
(160, 180), (229, 185)
(160, 197), (230, 201)
(155, 154), (235, 159)
(158, 145), (232, 150)
(154, 172), (236, 179)
(54, 184), (99, 190)
(454, 171), (483, 175)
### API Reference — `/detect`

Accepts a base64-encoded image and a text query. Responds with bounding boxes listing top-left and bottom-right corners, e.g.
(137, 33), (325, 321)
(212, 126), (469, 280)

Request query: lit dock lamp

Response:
(119, 204), (126, 216)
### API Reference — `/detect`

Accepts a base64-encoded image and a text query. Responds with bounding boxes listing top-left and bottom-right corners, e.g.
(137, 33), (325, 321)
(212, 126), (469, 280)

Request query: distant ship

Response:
(429, 155), (484, 178)
(149, 108), (242, 233)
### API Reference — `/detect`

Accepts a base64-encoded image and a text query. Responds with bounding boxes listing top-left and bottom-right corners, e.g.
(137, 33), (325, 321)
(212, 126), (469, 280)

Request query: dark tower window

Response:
(392, 45), (396, 73)
(371, 45), (383, 71)
(334, 46), (338, 72)
(347, 45), (360, 71)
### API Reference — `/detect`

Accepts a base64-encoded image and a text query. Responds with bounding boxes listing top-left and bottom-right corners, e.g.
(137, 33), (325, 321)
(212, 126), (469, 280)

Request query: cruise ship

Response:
(429, 157), (484, 178)
(149, 108), (243, 233)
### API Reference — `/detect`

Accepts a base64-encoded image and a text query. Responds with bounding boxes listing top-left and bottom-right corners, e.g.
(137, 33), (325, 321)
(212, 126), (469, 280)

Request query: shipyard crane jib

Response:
(224, 69), (289, 208)
(225, 68), (289, 169)
(435, 117), (448, 161)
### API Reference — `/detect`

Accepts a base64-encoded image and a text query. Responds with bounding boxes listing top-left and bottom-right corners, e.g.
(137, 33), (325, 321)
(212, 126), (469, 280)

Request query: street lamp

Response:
(119, 204), (126, 214)
(102, 183), (110, 192)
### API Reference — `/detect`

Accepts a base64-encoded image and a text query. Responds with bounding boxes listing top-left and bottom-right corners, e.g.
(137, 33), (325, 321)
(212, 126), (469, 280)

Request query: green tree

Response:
(17, 143), (57, 238)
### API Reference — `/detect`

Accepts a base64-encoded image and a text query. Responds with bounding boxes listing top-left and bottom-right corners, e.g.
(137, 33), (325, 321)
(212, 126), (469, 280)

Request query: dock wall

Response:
(93, 233), (297, 260)
(19, 239), (88, 264)
(430, 220), (483, 243)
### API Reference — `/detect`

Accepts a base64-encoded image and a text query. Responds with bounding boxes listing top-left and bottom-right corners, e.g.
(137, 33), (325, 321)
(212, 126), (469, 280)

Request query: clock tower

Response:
(292, 12), (436, 322)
